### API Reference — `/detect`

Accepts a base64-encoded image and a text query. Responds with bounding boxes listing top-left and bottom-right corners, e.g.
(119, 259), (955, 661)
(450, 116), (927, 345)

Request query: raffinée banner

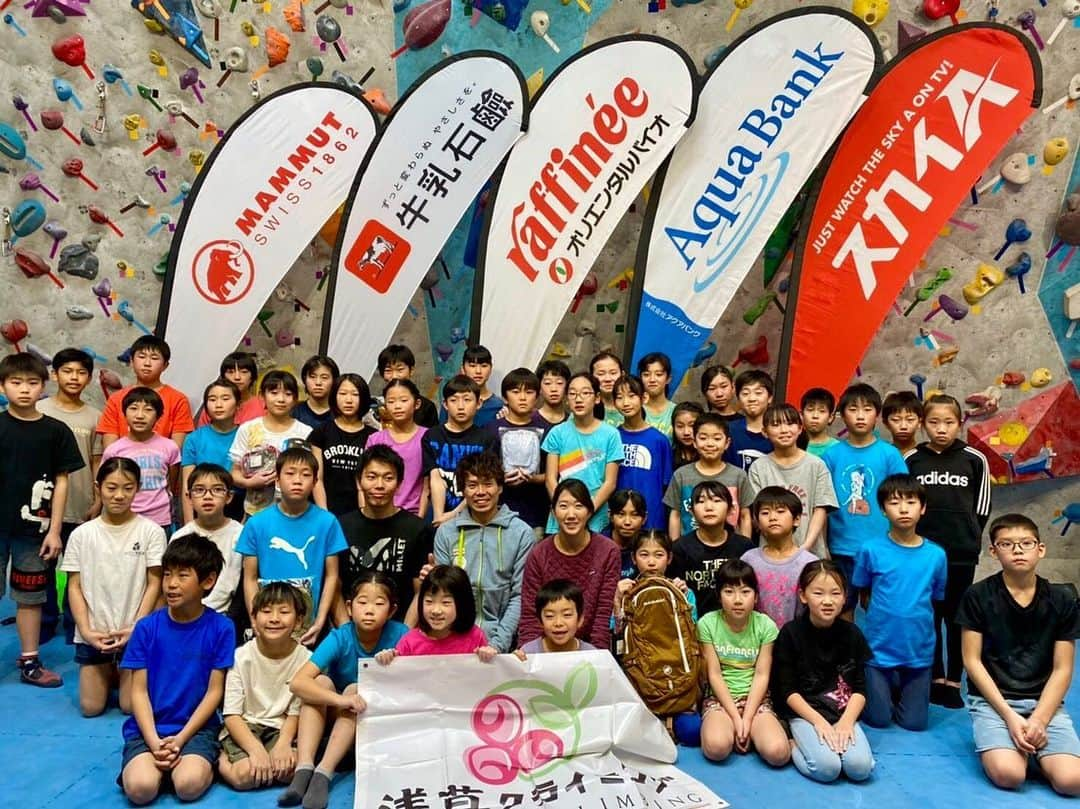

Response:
(625, 8), (880, 386)
(472, 36), (697, 373)
(321, 53), (527, 377)
(157, 84), (378, 406)
(355, 652), (728, 809)
(776, 25), (1041, 404)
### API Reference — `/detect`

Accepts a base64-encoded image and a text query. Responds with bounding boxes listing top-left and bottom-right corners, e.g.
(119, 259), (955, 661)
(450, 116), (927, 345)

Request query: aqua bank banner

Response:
(473, 36), (697, 373)
(626, 8), (880, 386)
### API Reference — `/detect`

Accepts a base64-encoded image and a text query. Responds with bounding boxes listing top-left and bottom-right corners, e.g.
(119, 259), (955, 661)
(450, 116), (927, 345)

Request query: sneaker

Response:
(18, 656), (63, 688)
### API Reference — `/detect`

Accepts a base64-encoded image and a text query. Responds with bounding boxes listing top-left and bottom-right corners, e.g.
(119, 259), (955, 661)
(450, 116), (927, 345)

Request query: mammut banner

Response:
(471, 36), (697, 373)
(777, 24), (1041, 404)
(354, 652), (729, 809)
(625, 8), (880, 387)
(322, 53), (527, 378)
(158, 83), (378, 407)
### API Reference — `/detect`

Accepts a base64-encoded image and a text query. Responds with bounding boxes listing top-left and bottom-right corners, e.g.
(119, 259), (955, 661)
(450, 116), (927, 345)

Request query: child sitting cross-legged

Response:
(218, 582), (311, 792)
(283, 571), (408, 809)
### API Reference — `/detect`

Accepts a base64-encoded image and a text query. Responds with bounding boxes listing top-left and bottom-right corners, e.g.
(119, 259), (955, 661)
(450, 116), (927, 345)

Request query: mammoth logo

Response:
(191, 239), (255, 304)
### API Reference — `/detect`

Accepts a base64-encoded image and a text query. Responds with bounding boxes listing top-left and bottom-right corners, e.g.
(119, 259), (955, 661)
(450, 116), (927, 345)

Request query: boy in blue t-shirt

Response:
(724, 369), (775, 472)
(823, 383), (907, 617)
(614, 375), (672, 532)
(852, 474), (947, 731)
(119, 534), (234, 804)
(238, 446), (347, 646)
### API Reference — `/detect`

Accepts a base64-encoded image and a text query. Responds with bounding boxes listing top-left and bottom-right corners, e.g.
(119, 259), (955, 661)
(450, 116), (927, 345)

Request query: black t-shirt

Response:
(308, 421), (375, 517)
(669, 529), (755, 615)
(494, 415), (550, 529)
(416, 396), (439, 429)
(956, 572), (1080, 700)
(421, 424), (499, 512)
(0, 412), (85, 536)
(772, 612), (871, 723)
(338, 509), (433, 622)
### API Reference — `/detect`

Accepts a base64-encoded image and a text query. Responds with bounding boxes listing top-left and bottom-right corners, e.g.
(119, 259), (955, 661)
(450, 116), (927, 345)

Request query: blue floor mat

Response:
(3, 616), (1075, 808)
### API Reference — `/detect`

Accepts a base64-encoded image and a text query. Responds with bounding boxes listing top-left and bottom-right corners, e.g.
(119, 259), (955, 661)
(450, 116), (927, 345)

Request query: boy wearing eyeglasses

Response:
(903, 394), (991, 709)
(173, 464), (244, 629)
(956, 514), (1080, 797)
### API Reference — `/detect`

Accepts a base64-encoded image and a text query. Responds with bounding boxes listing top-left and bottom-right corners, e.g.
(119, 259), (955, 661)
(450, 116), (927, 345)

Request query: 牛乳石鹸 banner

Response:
(321, 53), (527, 377)
(777, 24), (1041, 404)
(354, 651), (729, 809)
(472, 36), (697, 373)
(158, 84), (378, 405)
(625, 7), (881, 387)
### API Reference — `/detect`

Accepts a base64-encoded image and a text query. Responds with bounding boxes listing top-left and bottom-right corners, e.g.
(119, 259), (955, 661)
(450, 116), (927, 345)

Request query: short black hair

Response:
(418, 565), (476, 635)
(462, 344), (493, 366)
(798, 559), (846, 594)
(301, 354), (340, 382)
(632, 529), (671, 555)
(800, 387), (836, 412)
(162, 533), (224, 587)
(735, 369), (774, 396)
(882, 391), (924, 421)
(535, 578), (584, 618)
(762, 403), (802, 428)
(715, 559), (758, 596)
(552, 478), (595, 516)
(203, 378), (241, 411)
(608, 488), (646, 518)
(358, 444), (404, 482)
(97, 456), (141, 486)
(690, 480), (733, 507)
(989, 513), (1040, 543)
(923, 393), (962, 421)
(442, 374), (481, 401)
(673, 401), (704, 426)
(377, 344), (416, 373)
(0, 352), (48, 382)
(693, 412), (731, 437)
(876, 473), (927, 509)
(637, 352), (671, 377)
(501, 367), (540, 397)
(275, 445), (318, 476)
(456, 451), (504, 490)
(535, 359), (571, 383)
(130, 335), (171, 362)
(347, 568), (398, 604)
(331, 373), (371, 418)
(751, 486), (803, 519)
(589, 350), (624, 373)
(52, 347), (94, 374)
(700, 364), (734, 396)
(614, 374), (646, 399)
(252, 581), (308, 619)
(187, 462), (232, 491)
(838, 383), (882, 413)
(122, 386), (164, 418)
(260, 369), (299, 397)
(382, 377), (421, 403)
(219, 351), (257, 378)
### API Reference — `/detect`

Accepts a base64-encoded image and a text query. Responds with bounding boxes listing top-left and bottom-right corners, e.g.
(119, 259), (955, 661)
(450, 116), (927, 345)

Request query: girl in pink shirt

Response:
(376, 566), (496, 660)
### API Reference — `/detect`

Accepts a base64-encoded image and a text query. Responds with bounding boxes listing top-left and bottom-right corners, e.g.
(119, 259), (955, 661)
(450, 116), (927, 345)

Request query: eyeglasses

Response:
(566, 390), (595, 400)
(993, 538), (1040, 552)
(190, 486), (229, 498)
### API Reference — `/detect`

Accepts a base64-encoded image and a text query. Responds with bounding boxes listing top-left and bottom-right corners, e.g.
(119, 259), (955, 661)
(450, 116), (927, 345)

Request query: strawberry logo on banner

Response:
(471, 36), (697, 374)
(158, 84), (379, 407)
(321, 52), (527, 377)
(624, 8), (881, 388)
(776, 25), (1041, 404)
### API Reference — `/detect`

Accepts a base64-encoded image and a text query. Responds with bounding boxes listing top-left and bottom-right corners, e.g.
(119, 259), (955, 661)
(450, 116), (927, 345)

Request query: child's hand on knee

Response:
(337, 691), (367, 714)
(269, 742), (296, 777)
(248, 746), (274, 786)
(475, 646), (498, 663)
(374, 649), (396, 666)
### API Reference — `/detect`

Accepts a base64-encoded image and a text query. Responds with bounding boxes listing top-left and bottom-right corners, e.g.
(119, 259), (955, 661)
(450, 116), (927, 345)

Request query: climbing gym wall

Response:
(0, 0), (1077, 582)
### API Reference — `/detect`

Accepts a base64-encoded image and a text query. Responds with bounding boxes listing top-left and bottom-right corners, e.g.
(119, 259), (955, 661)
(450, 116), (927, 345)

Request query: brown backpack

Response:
(620, 576), (703, 716)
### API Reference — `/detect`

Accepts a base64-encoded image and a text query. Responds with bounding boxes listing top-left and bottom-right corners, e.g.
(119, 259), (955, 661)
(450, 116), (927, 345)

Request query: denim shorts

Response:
(75, 642), (124, 667)
(120, 725), (220, 774)
(968, 695), (1080, 758)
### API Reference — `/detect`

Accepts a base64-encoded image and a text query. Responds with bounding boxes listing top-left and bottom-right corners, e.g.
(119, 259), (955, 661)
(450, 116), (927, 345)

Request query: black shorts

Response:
(74, 642), (125, 666)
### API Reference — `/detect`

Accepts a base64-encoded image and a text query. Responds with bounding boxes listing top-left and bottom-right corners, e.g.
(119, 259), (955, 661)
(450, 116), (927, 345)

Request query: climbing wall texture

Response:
(0, 0), (1077, 582)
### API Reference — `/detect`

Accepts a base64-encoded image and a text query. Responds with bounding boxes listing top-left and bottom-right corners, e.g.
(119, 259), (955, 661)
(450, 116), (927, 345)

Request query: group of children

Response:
(0, 336), (1077, 806)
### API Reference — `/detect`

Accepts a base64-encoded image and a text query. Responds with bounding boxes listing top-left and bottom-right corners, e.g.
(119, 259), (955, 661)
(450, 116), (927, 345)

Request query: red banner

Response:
(777, 25), (1041, 404)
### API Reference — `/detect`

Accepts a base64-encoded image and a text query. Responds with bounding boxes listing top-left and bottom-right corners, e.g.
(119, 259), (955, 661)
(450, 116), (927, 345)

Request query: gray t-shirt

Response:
(38, 397), (102, 525)
(748, 453), (838, 556)
(663, 462), (753, 535)
(741, 547), (818, 628)
(520, 637), (597, 654)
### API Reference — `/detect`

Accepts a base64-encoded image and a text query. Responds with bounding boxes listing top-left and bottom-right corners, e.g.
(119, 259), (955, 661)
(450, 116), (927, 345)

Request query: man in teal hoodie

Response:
(434, 452), (535, 652)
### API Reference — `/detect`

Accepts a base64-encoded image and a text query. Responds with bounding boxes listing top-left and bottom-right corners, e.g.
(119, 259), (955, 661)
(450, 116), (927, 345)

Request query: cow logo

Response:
(191, 240), (255, 305)
(344, 219), (411, 294)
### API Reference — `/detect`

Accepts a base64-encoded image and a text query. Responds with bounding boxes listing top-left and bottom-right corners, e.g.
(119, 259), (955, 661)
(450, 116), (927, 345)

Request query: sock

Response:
(278, 765), (313, 807)
(301, 770), (332, 809)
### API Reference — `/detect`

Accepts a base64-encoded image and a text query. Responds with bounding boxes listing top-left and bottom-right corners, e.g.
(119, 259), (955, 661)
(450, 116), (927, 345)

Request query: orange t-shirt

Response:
(97, 383), (195, 439)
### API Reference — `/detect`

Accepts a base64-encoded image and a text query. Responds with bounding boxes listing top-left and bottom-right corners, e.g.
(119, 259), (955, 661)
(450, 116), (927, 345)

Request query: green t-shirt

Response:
(697, 609), (779, 699)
